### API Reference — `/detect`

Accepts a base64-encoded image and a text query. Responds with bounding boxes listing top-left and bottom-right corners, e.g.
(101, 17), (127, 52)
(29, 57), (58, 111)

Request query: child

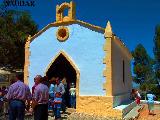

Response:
(147, 90), (156, 115)
(69, 83), (76, 108)
(135, 90), (141, 105)
(52, 92), (62, 120)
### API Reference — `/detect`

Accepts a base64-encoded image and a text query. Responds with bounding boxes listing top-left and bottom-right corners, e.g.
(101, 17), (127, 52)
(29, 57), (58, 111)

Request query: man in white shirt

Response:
(54, 77), (65, 95)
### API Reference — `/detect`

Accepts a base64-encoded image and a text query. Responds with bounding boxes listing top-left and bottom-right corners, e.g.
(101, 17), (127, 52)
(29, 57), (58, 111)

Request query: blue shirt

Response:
(147, 93), (156, 103)
(49, 84), (54, 98)
(53, 97), (62, 108)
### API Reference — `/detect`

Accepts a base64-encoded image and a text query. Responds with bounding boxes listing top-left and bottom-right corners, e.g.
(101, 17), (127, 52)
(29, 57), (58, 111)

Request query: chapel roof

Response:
(30, 20), (105, 42)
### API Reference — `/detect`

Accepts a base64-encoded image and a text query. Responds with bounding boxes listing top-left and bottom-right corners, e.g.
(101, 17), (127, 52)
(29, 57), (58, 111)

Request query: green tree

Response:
(153, 25), (160, 100)
(0, 10), (38, 69)
(132, 44), (154, 85)
(154, 25), (160, 83)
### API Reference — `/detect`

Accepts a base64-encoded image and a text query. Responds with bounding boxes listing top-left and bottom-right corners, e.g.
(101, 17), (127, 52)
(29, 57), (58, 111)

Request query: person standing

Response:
(32, 76), (40, 97)
(135, 90), (141, 105)
(147, 90), (156, 115)
(61, 77), (68, 111)
(54, 76), (65, 112)
(42, 76), (50, 88)
(6, 73), (32, 120)
(69, 83), (76, 108)
(49, 77), (55, 98)
(33, 75), (49, 120)
(51, 92), (62, 120)
(54, 76), (65, 96)
(48, 77), (55, 110)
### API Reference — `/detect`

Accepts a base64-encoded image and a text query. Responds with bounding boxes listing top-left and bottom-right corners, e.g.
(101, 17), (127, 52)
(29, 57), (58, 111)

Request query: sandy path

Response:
(137, 104), (160, 120)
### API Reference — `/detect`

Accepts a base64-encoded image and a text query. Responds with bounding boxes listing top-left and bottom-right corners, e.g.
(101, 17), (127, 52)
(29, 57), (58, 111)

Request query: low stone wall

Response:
(76, 96), (123, 119)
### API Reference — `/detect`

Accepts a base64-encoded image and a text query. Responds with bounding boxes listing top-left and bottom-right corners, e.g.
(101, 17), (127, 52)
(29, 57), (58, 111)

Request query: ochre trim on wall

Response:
(103, 21), (132, 96)
(24, 35), (31, 85)
(44, 50), (80, 98)
(56, 1), (76, 22)
(103, 21), (113, 96)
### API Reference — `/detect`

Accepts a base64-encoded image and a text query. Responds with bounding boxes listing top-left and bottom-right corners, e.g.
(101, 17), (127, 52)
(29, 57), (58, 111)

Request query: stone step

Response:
(123, 104), (144, 120)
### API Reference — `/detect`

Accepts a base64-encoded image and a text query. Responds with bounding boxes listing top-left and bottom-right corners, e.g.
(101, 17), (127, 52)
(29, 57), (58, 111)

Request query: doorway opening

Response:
(46, 52), (78, 108)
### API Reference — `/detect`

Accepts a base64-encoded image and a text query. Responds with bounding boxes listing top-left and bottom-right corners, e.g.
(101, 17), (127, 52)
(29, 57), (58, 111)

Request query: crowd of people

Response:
(0, 73), (76, 120)
(0, 73), (158, 119)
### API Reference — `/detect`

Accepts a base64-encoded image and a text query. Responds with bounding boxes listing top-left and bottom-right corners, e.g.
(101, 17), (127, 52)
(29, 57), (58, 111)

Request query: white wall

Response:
(29, 24), (106, 96)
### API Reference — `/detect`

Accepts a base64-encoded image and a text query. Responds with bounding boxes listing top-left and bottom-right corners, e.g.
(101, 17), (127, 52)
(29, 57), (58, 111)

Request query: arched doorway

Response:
(45, 51), (79, 108)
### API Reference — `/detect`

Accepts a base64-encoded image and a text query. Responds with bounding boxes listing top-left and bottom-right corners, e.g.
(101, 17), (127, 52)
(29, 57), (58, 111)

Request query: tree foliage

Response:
(153, 25), (160, 100)
(154, 25), (160, 81)
(0, 10), (38, 69)
(132, 44), (154, 84)
(132, 25), (160, 99)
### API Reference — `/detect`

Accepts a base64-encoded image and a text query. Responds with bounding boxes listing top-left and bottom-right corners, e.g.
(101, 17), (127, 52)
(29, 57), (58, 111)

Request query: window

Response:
(56, 27), (69, 42)
(63, 7), (69, 17)
(123, 60), (125, 84)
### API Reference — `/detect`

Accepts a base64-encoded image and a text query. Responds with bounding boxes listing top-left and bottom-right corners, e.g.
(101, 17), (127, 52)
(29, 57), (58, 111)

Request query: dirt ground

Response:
(137, 104), (160, 120)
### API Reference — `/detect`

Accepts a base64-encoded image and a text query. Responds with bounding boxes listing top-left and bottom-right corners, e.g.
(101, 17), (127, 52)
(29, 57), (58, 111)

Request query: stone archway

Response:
(45, 51), (80, 108)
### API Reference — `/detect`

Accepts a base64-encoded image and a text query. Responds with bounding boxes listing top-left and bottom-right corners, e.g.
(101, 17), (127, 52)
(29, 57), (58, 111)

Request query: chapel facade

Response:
(24, 1), (135, 119)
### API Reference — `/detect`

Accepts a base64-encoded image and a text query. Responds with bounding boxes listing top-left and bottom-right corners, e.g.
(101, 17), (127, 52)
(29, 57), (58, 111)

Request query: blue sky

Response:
(1, 0), (160, 57)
